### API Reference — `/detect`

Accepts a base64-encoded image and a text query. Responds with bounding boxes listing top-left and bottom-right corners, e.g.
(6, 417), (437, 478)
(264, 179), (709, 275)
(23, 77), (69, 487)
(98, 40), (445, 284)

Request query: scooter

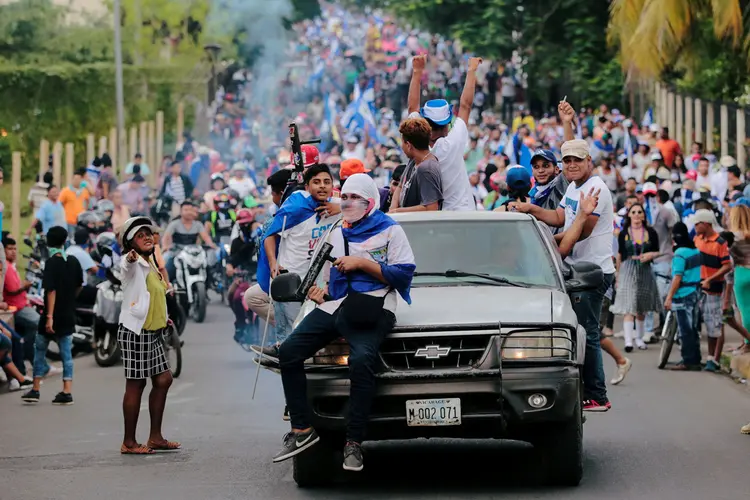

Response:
(208, 235), (232, 304)
(28, 294), (95, 361)
(174, 244), (209, 323)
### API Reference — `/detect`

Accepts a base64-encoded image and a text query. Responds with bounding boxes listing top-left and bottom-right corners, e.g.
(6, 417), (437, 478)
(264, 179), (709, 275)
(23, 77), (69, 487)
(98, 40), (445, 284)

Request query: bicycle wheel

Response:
(658, 310), (678, 369)
(165, 325), (183, 378)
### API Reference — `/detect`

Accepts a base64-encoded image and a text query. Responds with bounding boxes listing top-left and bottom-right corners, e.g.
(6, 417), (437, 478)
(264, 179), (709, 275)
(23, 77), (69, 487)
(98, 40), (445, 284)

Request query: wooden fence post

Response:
(99, 136), (108, 157)
(130, 126), (138, 162)
(86, 134), (95, 163)
(653, 82), (661, 124)
(65, 143), (74, 186)
(177, 102), (185, 145)
(39, 139), (49, 178)
(706, 105), (715, 152)
(12, 152), (22, 239)
(720, 104), (729, 157)
(682, 97), (693, 147)
(695, 99), (703, 145)
(156, 111), (164, 187)
(676, 94), (684, 149)
(667, 92), (675, 137)
(52, 142), (63, 186)
(147, 120), (156, 187)
(109, 127), (118, 175)
(139, 122), (148, 169)
(737, 109), (746, 168)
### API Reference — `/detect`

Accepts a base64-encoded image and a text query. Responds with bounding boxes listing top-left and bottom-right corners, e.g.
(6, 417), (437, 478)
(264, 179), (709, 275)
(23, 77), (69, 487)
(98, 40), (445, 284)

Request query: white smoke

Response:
(208, 0), (294, 110)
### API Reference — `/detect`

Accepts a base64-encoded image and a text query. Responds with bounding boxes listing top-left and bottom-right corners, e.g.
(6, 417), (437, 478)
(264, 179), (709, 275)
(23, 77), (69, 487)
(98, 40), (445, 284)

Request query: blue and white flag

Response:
(256, 191), (320, 293)
(641, 107), (654, 127)
(340, 79), (378, 141)
(503, 133), (533, 173)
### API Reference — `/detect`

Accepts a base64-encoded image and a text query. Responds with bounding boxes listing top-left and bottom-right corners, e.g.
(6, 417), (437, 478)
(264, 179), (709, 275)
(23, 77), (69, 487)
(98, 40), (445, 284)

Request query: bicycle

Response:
(162, 320), (183, 378)
(657, 310), (678, 369)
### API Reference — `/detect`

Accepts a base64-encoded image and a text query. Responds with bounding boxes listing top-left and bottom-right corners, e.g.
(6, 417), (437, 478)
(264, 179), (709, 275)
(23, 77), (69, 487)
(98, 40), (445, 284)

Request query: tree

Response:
(352, 0), (624, 110)
(608, 0), (749, 100)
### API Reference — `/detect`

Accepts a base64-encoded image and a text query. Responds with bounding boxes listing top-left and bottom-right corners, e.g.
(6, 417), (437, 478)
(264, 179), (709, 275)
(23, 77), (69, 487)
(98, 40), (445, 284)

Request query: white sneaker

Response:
(8, 379), (20, 391)
(45, 365), (63, 378)
(642, 332), (655, 343)
(611, 358), (632, 385)
(0, 370), (7, 383)
(635, 338), (647, 350)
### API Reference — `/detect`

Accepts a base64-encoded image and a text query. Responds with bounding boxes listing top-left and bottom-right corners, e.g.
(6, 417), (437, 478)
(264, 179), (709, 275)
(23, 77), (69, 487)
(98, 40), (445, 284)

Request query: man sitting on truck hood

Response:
(273, 173), (415, 473)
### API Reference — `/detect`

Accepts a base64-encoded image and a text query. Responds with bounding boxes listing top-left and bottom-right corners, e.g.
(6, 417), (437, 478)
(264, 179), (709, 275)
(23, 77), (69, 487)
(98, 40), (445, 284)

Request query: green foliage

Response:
(0, 63), (206, 179)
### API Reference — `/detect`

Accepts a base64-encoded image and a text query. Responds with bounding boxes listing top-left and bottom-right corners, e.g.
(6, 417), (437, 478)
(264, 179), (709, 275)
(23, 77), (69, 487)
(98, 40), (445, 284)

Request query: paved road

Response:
(2, 303), (749, 500)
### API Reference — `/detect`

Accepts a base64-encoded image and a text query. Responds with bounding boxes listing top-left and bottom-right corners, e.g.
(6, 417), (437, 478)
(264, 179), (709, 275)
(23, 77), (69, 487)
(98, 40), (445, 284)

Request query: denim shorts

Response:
(700, 292), (723, 338)
(0, 333), (12, 366)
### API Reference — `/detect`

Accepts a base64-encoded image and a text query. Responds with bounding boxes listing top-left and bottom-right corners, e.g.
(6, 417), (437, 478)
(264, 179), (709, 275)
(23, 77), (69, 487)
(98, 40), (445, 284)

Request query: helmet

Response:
(236, 209), (254, 225)
(96, 199), (115, 215)
(210, 172), (226, 186)
(290, 144), (320, 167)
(120, 216), (160, 248)
(225, 188), (240, 208)
(77, 210), (105, 228)
(213, 190), (232, 211)
(95, 231), (118, 256)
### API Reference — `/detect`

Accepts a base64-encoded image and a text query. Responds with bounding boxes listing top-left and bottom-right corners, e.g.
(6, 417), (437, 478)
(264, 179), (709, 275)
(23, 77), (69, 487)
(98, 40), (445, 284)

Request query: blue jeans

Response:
(0, 332), (12, 366)
(571, 272), (614, 404)
(646, 261), (671, 333)
(273, 301), (301, 345)
(164, 252), (176, 283)
(672, 292), (701, 366)
(33, 334), (74, 381)
(279, 308), (396, 443)
(12, 306), (40, 375)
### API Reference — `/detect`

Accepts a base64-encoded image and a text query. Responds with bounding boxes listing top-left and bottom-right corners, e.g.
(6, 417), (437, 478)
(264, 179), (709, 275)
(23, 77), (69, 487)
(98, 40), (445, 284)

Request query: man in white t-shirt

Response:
(228, 162), (258, 199)
(341, 135), (366, 162)
(509, 138), (614, 413)
(406, 54), (478, 211)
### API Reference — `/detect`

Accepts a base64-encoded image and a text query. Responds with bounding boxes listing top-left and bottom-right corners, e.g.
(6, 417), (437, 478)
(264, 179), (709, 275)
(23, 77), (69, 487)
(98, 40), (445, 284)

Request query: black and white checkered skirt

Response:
(117, 324), (170, 379)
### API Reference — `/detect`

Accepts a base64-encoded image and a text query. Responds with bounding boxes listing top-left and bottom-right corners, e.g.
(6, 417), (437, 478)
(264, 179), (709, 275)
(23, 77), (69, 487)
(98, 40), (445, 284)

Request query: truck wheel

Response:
(533, 399), (583, 486)
(293, 436), (340, 488)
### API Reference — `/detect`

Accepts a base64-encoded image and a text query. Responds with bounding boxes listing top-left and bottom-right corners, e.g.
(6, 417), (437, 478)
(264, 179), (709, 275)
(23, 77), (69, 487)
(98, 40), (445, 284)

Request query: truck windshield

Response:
(401, 220), (560, 288)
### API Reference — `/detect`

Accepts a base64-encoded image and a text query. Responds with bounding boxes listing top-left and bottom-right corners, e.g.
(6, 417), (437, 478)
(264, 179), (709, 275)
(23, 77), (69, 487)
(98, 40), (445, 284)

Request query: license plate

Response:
(405, 398), (461, 426)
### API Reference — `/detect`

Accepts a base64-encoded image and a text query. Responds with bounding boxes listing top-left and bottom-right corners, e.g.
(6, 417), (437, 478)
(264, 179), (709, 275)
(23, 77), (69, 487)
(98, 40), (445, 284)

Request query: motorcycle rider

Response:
(204, 191), (237, 244)
(161, 201), (217, 284)
(226, 209), (261, 346)
(202, 173), (227, 213)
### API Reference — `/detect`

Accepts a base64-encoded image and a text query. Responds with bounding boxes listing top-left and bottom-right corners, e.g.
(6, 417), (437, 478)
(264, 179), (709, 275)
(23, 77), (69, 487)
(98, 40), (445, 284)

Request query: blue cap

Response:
(530, 149), (557, 165)
(506, 166), (532, 191)
(730, 197), (750, 208)
(420, 99), (453, 126)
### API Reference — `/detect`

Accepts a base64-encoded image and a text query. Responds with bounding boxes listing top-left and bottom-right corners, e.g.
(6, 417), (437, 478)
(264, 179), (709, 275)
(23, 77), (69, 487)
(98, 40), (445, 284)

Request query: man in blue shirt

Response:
(26, 185), (66, 237)
(664, 222), (702, 370)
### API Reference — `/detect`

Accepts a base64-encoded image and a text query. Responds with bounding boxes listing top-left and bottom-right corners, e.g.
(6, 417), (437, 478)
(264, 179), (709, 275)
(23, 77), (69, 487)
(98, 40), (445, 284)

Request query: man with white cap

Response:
(406, 54), (478, 211)
(509, 138), (615, 412)
(341, 134), (366, 163)
(228, 162), (258, 200)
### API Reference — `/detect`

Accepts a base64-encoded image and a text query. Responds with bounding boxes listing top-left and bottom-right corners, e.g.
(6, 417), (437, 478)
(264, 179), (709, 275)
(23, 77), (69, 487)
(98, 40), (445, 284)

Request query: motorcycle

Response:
(28, 293), (95, 361)
(151, 194), (174, 227)
(174, 244), (209, 323)
(208, 235), (232, 304)
(93, 276), (123, 367)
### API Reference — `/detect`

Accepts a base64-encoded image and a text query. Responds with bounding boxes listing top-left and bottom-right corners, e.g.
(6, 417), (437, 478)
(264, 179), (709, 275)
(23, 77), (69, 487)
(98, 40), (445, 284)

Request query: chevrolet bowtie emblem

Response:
(414, 345), (451, 359)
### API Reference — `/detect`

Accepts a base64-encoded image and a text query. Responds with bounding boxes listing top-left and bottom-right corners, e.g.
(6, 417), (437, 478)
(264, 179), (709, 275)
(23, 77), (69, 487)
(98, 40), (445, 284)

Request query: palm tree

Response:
(608, 0), (744, 80)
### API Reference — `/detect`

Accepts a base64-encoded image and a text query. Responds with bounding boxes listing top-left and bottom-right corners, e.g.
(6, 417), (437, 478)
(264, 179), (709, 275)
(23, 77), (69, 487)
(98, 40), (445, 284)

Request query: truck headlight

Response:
(501, 329), (573, 359)
(310, 339), (350, 365)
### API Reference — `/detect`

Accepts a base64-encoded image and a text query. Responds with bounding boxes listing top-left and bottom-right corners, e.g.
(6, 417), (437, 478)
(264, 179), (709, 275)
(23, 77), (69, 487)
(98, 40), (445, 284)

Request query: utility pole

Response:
(114, 0), (126, 170)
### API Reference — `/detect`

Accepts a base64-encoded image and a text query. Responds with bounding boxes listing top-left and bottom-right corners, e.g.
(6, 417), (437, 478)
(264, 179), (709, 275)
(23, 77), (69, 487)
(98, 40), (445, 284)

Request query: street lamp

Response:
(204, 43), (222, 104)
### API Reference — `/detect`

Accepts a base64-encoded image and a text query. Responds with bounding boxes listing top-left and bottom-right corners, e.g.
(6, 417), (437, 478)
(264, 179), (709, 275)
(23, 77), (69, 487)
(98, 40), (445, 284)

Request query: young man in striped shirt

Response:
(693, 209), (732, 372)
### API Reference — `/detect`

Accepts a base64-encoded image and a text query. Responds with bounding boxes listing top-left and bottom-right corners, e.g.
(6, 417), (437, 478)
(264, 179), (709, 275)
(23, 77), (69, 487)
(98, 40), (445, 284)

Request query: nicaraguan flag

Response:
(327, 211), (416, 304)
(641, 108), (653, 127)
(256, 191), (320, 293)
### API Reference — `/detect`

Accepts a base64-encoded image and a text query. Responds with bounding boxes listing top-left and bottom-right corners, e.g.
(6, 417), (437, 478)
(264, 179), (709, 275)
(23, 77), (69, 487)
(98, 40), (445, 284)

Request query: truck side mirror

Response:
(565, 262), (603, 293)
(270, 273), (303, 303)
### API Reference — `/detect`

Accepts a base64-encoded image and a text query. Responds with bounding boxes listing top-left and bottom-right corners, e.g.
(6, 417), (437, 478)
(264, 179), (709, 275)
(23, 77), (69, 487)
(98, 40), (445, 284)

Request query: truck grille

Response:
(379, 335), (493, 370)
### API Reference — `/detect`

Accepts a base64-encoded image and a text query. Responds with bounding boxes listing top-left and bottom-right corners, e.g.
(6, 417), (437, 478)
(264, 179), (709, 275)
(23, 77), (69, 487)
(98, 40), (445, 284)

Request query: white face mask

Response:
(341, 198), (370, 223)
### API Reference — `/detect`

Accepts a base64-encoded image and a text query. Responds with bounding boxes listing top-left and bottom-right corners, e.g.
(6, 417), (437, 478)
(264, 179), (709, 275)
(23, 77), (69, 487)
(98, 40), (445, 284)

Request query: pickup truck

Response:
(268, 211), (603, 487)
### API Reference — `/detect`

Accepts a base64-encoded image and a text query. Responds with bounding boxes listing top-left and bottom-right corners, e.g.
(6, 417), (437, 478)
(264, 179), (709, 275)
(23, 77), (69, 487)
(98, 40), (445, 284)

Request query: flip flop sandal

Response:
(147, 440), (181, 451)
(121, 443), (154, 455)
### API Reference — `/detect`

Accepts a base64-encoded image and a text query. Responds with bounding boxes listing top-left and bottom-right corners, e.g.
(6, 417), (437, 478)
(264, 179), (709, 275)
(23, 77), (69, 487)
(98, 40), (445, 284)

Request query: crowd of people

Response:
(2, 0), (750, 468)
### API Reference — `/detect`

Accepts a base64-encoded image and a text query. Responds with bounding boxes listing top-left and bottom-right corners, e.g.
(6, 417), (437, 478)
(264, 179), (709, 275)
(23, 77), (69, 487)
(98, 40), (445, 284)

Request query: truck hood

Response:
(396, 286), (554, 328)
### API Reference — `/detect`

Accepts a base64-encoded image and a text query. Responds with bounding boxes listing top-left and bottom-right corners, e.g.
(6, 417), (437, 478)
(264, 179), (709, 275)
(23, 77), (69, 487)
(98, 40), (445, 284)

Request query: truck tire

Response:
(293, 436), (340, 488)
(533, 399), (583, 487)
